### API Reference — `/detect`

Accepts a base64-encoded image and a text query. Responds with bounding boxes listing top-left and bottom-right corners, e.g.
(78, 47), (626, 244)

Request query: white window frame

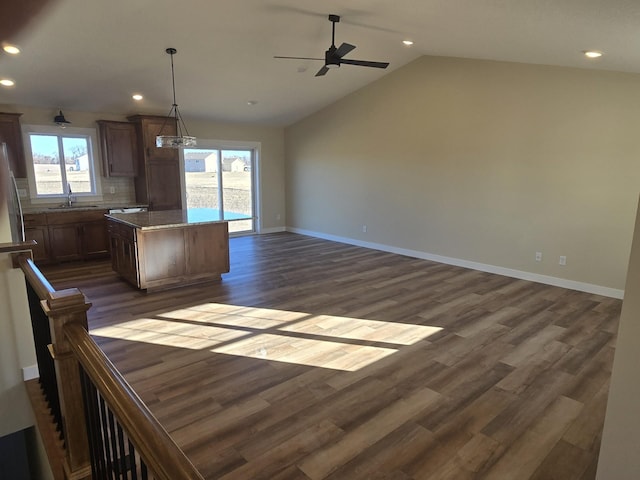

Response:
(23, 124), (103, 203)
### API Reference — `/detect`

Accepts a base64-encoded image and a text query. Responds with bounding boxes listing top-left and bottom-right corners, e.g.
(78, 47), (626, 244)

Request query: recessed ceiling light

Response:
(132, 94), (143, 101)
(402, 40), (414, 46)
(584, 50), (603, 58)
(247, 100), (258, 106)
(3, 44), (20, 55)
(0, 79), (15, 87)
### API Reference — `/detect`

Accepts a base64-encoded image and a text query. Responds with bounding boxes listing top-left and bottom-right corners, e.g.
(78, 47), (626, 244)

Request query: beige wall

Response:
(0, 105), (287, 231)
(285, 56), (640, 291)
(597, 195), (640, 479)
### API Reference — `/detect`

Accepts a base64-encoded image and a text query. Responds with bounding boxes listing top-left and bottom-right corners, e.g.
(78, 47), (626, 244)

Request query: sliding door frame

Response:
(179, 138), (261, 235)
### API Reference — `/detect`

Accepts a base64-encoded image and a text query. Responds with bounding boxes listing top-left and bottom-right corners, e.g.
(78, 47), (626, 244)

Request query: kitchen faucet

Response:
(67, 183), (73, 207)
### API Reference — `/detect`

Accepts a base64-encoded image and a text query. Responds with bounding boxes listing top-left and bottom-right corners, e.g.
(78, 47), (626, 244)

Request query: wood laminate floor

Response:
(41, 232), (621, 479)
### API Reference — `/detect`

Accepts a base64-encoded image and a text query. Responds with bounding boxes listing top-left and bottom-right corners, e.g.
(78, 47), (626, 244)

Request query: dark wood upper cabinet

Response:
(128, 114), (178, 161)
(146, 159), (182, 211)
(127, 115), (182, 211)
(0, 112), (26, 178)
(97, 120), (138, 177)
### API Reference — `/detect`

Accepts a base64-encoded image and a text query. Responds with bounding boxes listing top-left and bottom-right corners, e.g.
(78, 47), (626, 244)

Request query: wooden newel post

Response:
(43, 288), (93, 480)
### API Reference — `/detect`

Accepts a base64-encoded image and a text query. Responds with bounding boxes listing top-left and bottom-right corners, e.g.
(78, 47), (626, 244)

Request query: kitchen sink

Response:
(48, 204), (99, 209)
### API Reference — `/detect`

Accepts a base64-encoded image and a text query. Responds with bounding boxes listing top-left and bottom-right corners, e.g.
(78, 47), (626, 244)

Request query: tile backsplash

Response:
(16, 176), (138, 212)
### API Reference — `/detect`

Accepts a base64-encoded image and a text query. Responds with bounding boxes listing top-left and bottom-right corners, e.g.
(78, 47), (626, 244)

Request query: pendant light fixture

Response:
(156, 47), (196, 148)
(54, 110), (71, 128)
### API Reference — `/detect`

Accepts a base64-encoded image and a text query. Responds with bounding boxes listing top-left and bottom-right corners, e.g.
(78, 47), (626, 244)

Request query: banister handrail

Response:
(15, 253), (56, 299)
(65, 323), (204, 480)
(13, 251), (204, 480)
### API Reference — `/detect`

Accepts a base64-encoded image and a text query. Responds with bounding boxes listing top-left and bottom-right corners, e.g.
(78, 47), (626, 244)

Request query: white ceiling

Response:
(1, 0), (639, 126)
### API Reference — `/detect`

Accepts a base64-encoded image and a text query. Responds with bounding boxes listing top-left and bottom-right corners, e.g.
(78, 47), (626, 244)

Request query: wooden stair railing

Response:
(13, 252), (204, 480)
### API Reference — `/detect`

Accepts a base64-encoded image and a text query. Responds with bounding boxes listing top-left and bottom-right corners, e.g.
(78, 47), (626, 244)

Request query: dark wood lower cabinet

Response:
(108, 220), (139, 286)
(107, 218), (229, 291)
(24, 226), (49, 263)
(24, 210), (110, 264)
(83, 221), (109, 258)
(49, 224), (83, 262)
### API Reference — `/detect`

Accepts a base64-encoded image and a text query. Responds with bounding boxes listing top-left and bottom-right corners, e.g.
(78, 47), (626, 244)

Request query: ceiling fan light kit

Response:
(274, 14), (389, 77)
(156, 47), (196, 148)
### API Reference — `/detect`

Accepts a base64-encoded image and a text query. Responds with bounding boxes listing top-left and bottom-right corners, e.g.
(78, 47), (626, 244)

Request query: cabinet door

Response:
(98, 121), (138, 177)
(109, 234), (119, 272)
(108, 221), (139, 287)
(49, 224), (83, 261)
(142, 117), (178, 162)
(0, 112), (26, 178)
(119, 236), (139, 286)
(147, 160), (182, 210)
(83, 220), (109, 258)
(24, 226), (50, 263)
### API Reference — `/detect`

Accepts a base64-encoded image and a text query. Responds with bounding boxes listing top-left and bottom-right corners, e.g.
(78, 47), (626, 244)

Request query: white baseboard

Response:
(259, 226), (287, 234)
(287, 227), (624, 299)
(23, 364), (39, 381)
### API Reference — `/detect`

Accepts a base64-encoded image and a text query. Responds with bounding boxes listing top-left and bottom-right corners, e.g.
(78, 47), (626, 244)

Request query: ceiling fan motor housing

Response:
(325, 48), (340, 68)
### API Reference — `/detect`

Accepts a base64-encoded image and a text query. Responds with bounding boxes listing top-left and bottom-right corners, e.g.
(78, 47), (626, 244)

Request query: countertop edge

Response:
(105, 213), (229, 230)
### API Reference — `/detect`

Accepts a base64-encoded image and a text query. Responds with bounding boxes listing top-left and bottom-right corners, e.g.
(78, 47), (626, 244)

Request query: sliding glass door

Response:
(183, 148), (254, 234)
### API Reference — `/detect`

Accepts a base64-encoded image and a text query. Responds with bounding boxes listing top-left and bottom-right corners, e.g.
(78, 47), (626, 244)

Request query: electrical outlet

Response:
(559, 255), (567, 266)
(535, 252), (542, 262)
(109, 186), (116, 194)
(362, 225), (367, 233)
(276, 213), (281, 221)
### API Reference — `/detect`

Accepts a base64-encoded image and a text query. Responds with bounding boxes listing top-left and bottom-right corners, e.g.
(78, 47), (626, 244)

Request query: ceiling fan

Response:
(274, 14), (390, 77)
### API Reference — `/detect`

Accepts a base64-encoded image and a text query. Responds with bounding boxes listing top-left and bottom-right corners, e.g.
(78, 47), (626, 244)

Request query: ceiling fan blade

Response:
(340, 58), (390, 69)
(315, 65), (330, 77)
(274, 56), (324, 61)
(335, 42), (356, 59)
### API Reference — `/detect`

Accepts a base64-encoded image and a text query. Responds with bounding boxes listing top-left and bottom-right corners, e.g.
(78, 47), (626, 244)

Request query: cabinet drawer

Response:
(47, 210), (107, 225)
(24, 213), (47, 227)
(107, 220), (136, 242)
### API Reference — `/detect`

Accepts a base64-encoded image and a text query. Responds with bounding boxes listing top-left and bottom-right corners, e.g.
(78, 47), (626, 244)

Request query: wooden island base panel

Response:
(106, 209), (229, 291)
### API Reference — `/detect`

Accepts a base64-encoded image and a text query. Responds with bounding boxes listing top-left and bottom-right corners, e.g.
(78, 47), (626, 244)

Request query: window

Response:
(24, 125), (101, 200)
(182, 143), (257, 234)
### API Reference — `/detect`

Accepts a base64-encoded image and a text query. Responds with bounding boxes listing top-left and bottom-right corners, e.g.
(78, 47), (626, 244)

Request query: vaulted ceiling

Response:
(1, 0), (638, 126)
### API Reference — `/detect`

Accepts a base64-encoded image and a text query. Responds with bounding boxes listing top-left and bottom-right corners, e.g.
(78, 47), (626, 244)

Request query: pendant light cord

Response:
(157, 47), (192, 139)
(170, 49), (178, 109)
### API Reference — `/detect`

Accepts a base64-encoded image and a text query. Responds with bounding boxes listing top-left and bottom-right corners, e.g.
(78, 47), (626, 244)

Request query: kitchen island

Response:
(105, 209), (229, 291)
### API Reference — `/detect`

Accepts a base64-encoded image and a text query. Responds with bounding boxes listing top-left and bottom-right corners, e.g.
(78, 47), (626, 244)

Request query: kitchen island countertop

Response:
(105, 208), (245, 230)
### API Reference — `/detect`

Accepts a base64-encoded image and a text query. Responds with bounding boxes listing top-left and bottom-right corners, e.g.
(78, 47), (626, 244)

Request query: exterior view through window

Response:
(28, 133), (96, 196)
(183, 148), (254, 234)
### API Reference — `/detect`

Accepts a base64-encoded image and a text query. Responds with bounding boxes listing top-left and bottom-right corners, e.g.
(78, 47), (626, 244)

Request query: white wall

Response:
(0, 198), (37, 436)
(597, 195), (640, 479)
(285, 56), (640, 294)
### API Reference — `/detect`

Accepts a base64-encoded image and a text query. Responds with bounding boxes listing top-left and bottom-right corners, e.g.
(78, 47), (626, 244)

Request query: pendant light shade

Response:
(54, 110), (71, 128)
(156, 47), (196, 148)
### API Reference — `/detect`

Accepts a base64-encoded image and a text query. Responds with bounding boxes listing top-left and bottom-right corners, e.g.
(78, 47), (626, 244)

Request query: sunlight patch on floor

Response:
(91, 304), (442, 371)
